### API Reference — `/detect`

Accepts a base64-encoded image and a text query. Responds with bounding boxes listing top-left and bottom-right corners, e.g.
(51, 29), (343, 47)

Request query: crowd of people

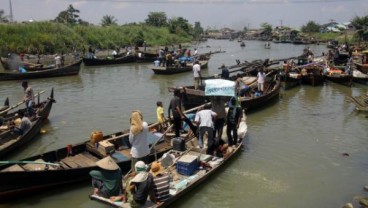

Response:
(89, 86), (245, 207)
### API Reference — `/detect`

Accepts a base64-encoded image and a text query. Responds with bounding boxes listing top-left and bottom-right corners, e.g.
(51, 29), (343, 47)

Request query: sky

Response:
(0, 0), (367, 30)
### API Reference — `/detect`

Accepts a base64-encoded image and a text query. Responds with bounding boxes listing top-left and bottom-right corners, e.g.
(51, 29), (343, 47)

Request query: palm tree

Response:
(101, 15), (117, 27)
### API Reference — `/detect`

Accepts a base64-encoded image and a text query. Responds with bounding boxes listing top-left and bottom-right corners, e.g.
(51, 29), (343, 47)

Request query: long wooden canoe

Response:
(89, 114), (247, 208)
(152, 60), (208, 75)
(170, 73), (280, 112)
(0, 60), (82, 81)
(0, 89), (55, 158)
(0, 119), (192, 201)
(83, 55), (136, 66)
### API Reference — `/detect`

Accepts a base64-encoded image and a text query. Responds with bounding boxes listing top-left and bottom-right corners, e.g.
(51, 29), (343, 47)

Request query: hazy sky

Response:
(1, 0), (366, 30)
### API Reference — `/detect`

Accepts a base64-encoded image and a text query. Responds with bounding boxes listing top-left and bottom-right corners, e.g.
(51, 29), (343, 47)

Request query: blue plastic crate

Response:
(176, 155), (198, 176)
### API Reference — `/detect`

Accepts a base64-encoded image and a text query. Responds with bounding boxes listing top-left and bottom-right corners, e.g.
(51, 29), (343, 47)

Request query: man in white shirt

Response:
(194, 104), (217, 155)
(257, 68), (266, 93)
(192, 61), (201, 90)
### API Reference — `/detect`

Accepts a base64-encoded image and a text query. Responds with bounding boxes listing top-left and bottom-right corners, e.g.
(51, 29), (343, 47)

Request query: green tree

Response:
(168, 17), (191, 35)
(301, 21), (321, 33)
(55, 5), (80, 25)
(261, 22), (272, 35)
(101, 15), (118, 26)
(145, 12), (167, 27)
(193, 21), (203, 39)
(0, 9), (9, 23)
(351, 15), (368, 42)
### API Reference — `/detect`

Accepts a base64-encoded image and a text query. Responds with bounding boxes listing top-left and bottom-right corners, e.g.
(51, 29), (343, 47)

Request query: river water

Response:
(0, 39), (367, 208)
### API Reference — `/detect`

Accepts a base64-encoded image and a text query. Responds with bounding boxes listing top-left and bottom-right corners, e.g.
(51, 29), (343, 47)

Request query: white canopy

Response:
(205, 79), (235, 97)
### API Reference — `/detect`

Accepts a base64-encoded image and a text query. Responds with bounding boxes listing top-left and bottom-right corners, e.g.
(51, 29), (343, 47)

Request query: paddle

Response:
(0, 160), (60, 167)
(0, 90), (45, 114)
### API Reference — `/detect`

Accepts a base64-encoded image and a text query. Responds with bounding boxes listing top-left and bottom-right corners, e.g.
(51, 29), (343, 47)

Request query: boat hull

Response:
(0, 61), (82, 81)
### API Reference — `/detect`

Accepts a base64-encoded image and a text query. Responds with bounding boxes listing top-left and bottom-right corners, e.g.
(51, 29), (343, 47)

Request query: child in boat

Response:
(156, 101), (166, 132)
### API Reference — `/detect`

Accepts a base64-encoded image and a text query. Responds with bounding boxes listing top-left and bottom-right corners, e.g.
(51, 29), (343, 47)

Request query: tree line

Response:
(0, 5), (203, 55)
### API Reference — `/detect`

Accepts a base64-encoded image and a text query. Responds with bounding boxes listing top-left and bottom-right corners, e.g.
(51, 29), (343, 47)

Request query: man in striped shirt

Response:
(150, 161), (170, 203)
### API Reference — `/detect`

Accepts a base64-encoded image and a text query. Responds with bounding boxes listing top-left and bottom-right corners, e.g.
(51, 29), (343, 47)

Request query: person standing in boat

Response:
(220, 64), (229, 80)
(211, 96), (227, 140)
(21, 80), (35, 117)
(129, 110), (150, 171)
(256, 68), (266, 94)
(89, 156), (123, 199)
(193, 60), (201, 90)
(168, 89), (183, 138)
(54, 54), (61, 68)
(194, 103), (217, 155)
(156, 101), (166, 132)
(226, 97), (243, 147)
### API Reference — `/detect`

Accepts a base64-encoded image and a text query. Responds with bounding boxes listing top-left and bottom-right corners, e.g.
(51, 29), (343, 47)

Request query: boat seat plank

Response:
(81, 152), (100, 162)
(73, 153), (97, 166)
(1, 164), (25, 172)
(61, 157), (85, 168)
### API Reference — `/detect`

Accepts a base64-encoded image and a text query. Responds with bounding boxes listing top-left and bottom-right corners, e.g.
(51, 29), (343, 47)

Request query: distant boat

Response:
(240, 42), (246, 47)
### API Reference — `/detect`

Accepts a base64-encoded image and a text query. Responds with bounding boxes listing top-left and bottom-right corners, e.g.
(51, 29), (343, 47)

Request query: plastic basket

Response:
(176, 155), (198, 176)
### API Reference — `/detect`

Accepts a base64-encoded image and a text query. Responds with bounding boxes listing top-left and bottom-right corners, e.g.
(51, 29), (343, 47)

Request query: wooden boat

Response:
(0, 89), (55, 158)
(83, 55), (136, 66)
(0, 98), (10, 117)
(279, 71), (302, 90)
(353, 70), (368, 85)
(239, 76), (281, 111)
(0, 91), (46, 117)
(0, 117), (196, 200)
(135, 51), (159, 63)
(0, 60), (82, 81)
(354, 50), (368, 74)
(152, 60), (208, 75)
(170, 73), (280, 112)
(346, 93), (368, 112)
(323, 67), (353, 87)
(299, 63), (325, 86)
(89, 112), (247, 208)
(354, 63), (368, 74)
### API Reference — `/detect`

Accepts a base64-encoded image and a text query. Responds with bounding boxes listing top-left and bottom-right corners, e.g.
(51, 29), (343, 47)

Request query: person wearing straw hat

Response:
(89, 156), (122, 198)
(129, 110), (150, 171)
(126, 161), (156, 207)
(150, 161), (170, 203)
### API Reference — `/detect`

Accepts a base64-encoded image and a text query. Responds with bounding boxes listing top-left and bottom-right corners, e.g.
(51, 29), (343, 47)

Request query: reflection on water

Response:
(0, 40), (367, 208)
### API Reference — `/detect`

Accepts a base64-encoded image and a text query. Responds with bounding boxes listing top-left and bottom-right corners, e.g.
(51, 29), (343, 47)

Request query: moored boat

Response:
(83, 55), (136, 66)
(152, 60), (208, 75)
(0, 60), (82, 81)
(352, 70), (368, 85)
(0, 117), (193, 200)
(299, 63), (325, 86)
(89, 113), (247, 208)
(323, 66), (353, 87)
(0, 89), (55, 158)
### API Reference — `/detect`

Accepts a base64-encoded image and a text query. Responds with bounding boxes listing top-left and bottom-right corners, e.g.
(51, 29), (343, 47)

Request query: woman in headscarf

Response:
(129, 110), (150, 171)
